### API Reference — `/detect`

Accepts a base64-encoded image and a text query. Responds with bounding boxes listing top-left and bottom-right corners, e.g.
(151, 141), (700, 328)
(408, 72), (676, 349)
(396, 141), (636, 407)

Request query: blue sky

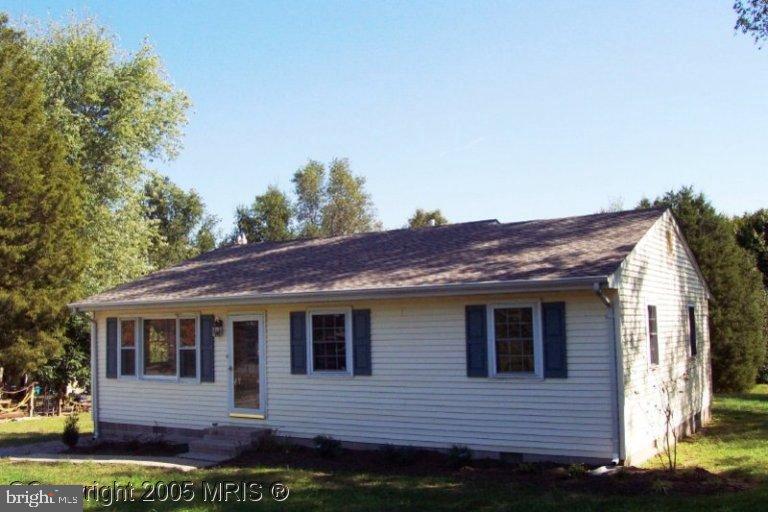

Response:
(2, 1), (766, 230)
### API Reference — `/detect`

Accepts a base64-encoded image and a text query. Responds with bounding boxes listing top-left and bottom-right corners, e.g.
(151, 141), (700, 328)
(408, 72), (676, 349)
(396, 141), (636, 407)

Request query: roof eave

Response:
(69, 276), (611, 312)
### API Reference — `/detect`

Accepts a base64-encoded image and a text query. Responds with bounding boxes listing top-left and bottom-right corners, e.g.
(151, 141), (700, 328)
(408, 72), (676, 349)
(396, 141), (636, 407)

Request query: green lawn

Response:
(0, 414), (93, 448)
(0, 387), (765, 511)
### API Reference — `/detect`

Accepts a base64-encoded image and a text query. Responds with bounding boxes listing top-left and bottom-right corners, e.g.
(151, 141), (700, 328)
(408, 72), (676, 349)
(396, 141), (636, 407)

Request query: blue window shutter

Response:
(200, 315), (215, 382)
(290, 311), (307, 374)
(106, 317), (117, 379)
(352, 309), (372, 376)
(543, 302), (567, 378)
(466, 305), (488, 377)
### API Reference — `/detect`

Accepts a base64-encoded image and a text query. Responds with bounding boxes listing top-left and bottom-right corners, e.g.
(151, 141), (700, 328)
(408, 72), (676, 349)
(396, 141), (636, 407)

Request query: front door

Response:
(228, 314), (266, 415)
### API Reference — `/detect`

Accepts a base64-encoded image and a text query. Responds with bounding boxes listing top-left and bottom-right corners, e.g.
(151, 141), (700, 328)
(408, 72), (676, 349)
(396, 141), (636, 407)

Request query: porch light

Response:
(213, 317), (224, 337)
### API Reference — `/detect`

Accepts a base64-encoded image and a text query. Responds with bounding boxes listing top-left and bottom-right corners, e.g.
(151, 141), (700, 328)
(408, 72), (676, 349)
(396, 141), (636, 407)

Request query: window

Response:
(179, 318), (197, 378)
(119, 319), (137, 376)
(647, 305), (659, 365)
(494, 307), (534, 373)
(488, 304), (541, 376)
(141, 317), (198, 379)
(309, 311), (351, 373)
(143, 319), (177, 376)
(688, 306), (697, 357)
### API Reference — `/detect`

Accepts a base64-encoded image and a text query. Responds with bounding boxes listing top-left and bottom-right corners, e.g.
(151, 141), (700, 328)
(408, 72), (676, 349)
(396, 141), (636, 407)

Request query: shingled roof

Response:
(72, 208), (667, 309)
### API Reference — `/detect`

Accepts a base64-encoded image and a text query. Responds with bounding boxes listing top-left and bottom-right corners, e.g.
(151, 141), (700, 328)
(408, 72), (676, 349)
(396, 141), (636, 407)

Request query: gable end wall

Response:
(614, 212), (712, 464)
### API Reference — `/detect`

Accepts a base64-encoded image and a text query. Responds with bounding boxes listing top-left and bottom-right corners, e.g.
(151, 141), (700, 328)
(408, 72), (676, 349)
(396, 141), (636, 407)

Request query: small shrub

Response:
(566, 463), (588, 478)
(256, 429), (293, 453)
(379, 444), (418, 466)
(313, 435), (342, 458)
(62, 413), (80, 448)
(447, 445), (472, 469)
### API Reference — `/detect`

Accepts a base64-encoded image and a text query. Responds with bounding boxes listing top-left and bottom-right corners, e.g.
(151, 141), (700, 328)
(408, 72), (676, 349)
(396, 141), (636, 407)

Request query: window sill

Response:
(308, 371), (354, 379)
(229, 412), (265, 420)
(137, 375), (201, 384)
(490, 373), (543, 381)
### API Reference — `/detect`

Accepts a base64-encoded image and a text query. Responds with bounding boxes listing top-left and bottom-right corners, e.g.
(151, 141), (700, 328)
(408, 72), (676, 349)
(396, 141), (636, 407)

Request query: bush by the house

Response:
(62, 414), (80, 448)
(313, 435), (342, 458)
(447, 445), (472, 468)
(567, 463), (589, 478)
(256, 429), (294, 453)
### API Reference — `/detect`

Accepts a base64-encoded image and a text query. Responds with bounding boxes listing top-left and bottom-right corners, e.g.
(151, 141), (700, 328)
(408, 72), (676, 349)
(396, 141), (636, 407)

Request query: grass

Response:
(646, 384), (768, 479)
(0, 413), (93, 448)
(0, 387), (764, 511)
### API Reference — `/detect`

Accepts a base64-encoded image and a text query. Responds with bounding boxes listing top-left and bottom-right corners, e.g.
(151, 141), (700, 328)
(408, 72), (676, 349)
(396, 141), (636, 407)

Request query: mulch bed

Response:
(67, 440), (188, 456)
(231, 443), (753, 496)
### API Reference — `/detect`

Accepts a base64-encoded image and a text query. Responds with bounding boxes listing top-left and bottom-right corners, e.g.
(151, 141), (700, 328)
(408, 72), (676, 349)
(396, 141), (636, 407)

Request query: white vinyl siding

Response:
(94, 291), (616, 459)
(612, 211), (711, 464)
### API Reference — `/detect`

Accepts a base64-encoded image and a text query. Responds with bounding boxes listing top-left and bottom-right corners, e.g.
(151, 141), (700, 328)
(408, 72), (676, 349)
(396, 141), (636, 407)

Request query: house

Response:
(70, 208), (711, 465)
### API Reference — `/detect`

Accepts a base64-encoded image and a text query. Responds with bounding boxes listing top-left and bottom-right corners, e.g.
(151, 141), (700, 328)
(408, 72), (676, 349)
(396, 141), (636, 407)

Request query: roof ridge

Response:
(226, 218), (501, 248)
(495, 206), (667, 227)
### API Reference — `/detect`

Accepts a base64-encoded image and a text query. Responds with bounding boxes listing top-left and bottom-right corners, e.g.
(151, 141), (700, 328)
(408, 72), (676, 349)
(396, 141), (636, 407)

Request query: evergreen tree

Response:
(0, 16), (87, 376)
(408, 208), (448, 228)
(640, 188), (767, 392)
(735, 209), (768, 289)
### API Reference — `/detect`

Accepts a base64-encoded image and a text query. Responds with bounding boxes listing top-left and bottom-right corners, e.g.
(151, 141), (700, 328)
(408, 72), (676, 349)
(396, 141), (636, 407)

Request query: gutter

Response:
(70, 276), (609, 311)
(593, 281), (624, 464)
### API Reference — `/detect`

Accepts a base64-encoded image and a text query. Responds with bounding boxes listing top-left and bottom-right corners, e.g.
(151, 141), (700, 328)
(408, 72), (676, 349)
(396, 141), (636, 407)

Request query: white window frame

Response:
(307, 308), (353, 376)
(487, 302), (543, 378)
(117, 318), (139, 379)
(645, 303), (660, 367)
(140, 314), (200, 382)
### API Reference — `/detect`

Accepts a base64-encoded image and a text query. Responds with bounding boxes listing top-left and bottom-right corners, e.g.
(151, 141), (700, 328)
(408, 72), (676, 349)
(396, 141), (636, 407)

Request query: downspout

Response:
(593, 281), (623, 464)
(76, 308), (99, 440)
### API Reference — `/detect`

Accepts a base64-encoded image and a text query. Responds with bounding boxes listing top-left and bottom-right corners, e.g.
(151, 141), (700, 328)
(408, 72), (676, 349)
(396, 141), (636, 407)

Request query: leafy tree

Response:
(292, 160), (325, 238)
(29, 18), (190, 294)
(34, 314), (91, 414)
(195, 215), (219, 254)
(735, 0), (768, 46)
(408, 209), (448, 228)
(735, 209), (768, 288)
(143, 173), (219, 268)
(235, 186), (293, 243)
(640, 187), (767, 392)
(232, 158), (379, 243)
(0, 16), (87, 376)
(322, 158), (379, 237)
(598, 197), (625, 214)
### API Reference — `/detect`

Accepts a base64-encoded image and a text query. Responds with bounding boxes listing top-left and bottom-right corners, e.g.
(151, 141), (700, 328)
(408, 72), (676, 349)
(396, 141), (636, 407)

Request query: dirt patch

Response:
(67, 440), (187, 457)
(230, 444), (753, 496)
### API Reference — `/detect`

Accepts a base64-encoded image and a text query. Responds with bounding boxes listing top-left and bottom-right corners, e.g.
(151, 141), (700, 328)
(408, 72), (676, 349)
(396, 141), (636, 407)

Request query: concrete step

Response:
(203, 426), (263, 442)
